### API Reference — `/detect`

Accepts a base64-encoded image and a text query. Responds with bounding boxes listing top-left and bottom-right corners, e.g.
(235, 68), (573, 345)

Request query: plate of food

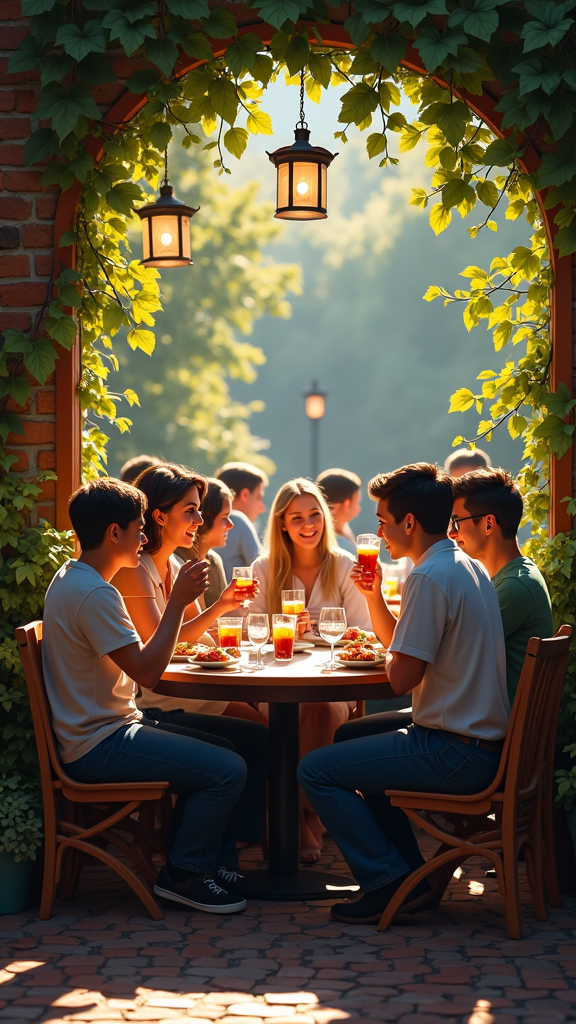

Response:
(302, 627), (379, 648)
(336, 644), (388, 669)
(190, 647), (241, 670)
(172, 642), (211, 662)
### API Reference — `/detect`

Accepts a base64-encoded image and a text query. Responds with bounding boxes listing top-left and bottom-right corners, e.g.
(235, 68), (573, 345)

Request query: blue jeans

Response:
(298, 723), (501, 892)
(65, 721), (247, 873)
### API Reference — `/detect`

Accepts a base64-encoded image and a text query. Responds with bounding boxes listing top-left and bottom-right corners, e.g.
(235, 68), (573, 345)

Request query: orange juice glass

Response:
(232, 566), (255, 603)
(281, 589), (305, 616)
(356, 534), (381, 580)
(218, 617), (242, 649)
(272, 614), (297, 661)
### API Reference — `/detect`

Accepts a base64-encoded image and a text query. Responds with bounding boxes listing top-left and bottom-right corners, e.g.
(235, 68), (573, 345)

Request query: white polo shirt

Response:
(389, 539), (509, 741)
(42, 560), (142, 763)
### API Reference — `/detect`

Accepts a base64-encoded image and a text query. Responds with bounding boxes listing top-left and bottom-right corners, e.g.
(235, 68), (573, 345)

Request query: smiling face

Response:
(448, 496), (489, 559)
(281, 493), (325, 551)
(202, 496), (234, 550)
(375, 498), (414, 561)
(153, 485), (203, 552)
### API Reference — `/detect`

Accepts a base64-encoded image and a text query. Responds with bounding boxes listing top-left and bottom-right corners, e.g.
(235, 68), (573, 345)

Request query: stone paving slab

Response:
(0, 838), (575, 1024)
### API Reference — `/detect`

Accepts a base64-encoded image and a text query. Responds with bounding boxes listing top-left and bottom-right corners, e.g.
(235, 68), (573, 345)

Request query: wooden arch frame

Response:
(53, 24), (574, 532)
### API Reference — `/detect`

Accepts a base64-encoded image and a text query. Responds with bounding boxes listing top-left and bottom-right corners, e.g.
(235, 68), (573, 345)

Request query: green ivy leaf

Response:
(251, 53), (274, 85)
(308, 50), (332, 87)
(392, 0), (447, 27)
(145, 36), (179, 77)
(127, 327), (156, 354)
(435, 100), (470, 146)
(2, 376), (31, 408)
(24, 128), (59, 167)
(555, 225), (576, 257)
(476, 178), (499, 207)
(2, 330), (32, 354)
(246, 106), (273, 134)
(371, 31), (406, 73)
(106, 181), (145, 215)
(166, 0), (210, 15)
(521, 3), (574, 52)
(343, 12), (371, 46)
(181, 32), (214, 60)
(442, 177), (476, 209)
(251, 0), (306, 29)
(483, 137), (520, 166)
(21, 0), (57, 14)
(285, 33), (309, 75)
(225, 34), (261, 76)
(126, 69), (161, 93)
(417, 26), (468, 71)
(76, 53), (115, 84)
(101, 11), (156, 55)
(44, 314), (77, 348)
(533, 415), (575, 458)
(366, 132), (387, 158)
(537, 151), (576, 188)
(224, 125), (249, 158)
(430, 202), (452, 234)
(68, 150), (95, 182)
(148, 121), (173, 150)
(513, 57), (561, 96)
(449, 387), (476, 412)
(40, 52), (75, 85)
(34, 82), (100, 141)
(542, 382), (576, 419)
(55, 20), (106, 60)
(448, 0), (504, 42)
(23, 342), (58, 384)
(201, 6), (238, 37)
(338, 82), (379, 125)
(207, 77), (238, 124)
(7, 36), (44, 74)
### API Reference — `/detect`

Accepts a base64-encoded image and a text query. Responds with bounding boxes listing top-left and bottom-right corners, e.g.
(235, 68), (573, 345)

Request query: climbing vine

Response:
(1, 0), (575, 839)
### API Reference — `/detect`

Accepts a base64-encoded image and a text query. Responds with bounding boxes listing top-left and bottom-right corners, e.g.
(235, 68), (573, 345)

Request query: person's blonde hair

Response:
(263, 478), (340, 618)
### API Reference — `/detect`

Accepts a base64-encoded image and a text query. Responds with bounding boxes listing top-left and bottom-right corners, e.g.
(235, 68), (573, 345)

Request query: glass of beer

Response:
(281, 589), (305, 616)
(233, 566), (255, 606)
(218, 617), (242, 651)
(247, 613), (269, 670)
(356, 533), (381, 583)
(272, 613), (297, 661)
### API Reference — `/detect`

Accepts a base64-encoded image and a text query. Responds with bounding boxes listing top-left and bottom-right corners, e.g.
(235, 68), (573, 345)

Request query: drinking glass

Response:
(272, 613), (297, 661)
(281, 589), (305, 616)
(356, 533), (381, 583)
(247, 613), (269, 670)
(318, 606), (347, 670)
(233, 566), (255, 607)
(217, 617), (242, 650)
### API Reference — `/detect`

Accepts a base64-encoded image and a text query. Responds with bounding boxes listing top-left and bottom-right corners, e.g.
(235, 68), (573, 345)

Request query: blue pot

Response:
(0, 851), (35, 914)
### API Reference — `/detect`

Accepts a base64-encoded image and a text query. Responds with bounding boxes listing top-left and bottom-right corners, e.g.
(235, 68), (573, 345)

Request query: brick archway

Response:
(1, 12), (574, 531)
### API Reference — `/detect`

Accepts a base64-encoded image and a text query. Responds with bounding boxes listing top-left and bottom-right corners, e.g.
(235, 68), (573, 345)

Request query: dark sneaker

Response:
(154, 866), (246, 914)
(330, 875), (431, 924)
(216, 867), (246, 894)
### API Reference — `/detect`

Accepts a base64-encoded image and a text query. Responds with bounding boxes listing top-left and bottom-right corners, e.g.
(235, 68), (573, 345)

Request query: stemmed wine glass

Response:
(318, 607), (347, 670)
(247, 613), (269, 671)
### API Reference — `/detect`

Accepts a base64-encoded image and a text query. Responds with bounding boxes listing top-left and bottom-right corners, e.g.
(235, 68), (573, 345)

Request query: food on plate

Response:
(223, 647), (241, 659)
(174, 641), (210, 657)
(337, 644), (379, 663)
(342, 627), (377, 645)
(192, 647), (234, 663)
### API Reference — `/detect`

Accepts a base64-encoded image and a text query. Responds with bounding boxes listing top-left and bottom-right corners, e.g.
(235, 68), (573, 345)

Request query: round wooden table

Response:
(157, 646), (393, 900)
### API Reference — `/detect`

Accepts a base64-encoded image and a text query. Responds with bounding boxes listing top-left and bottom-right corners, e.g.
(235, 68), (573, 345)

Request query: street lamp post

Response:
(304, 381), (327, 479)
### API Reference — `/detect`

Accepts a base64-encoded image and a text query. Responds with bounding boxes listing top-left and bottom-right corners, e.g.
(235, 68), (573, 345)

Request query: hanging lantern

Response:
(267, 72), (337, 220)
(137, 153), (199, 268)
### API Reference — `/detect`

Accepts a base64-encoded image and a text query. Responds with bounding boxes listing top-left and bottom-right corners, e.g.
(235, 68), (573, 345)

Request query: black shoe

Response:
(154, 865), (247, 914)
(330, 875), (431, 924)
(216, 867), (246, 894)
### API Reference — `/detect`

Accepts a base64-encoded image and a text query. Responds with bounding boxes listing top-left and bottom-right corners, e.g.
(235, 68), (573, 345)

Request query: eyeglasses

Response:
(450, 513), (498, 533)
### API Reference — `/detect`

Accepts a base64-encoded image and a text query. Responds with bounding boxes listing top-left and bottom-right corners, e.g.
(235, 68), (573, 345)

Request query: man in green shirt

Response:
(449, 467), (554, 703)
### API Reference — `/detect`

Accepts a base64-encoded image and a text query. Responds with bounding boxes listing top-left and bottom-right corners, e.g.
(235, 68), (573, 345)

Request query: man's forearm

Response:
(366, 592), (397, 648)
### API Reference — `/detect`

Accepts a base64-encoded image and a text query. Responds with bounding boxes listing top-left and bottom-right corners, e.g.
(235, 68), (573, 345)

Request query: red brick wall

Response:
(1, 0), (56, 523)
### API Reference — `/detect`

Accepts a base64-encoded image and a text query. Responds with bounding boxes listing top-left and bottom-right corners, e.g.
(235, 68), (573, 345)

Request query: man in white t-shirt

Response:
(42, 477), (249, 915)
(213, 462), (267, 580)
(299, 463), (509, 925)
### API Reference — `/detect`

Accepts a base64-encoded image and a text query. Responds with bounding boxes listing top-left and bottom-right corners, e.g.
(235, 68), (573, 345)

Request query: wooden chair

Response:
(16, 621), (170, 921)
(377, 626), (572, 939)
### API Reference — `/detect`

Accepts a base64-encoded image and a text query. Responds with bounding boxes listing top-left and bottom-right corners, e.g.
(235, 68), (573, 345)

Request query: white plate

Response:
(171, 653), (199, 662)
(294, 640), (315, 652)
(336, 655), (388, 670)
(302, 632), (379, 648)
(190, 659), (240, 671)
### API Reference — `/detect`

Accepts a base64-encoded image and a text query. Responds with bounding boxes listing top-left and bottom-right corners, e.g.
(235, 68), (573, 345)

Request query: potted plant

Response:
(0, 776), (43, 913)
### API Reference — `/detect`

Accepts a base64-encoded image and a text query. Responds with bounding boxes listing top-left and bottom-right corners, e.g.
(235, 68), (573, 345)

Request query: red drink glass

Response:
(356, 533), (381, 582)
(272, 614), (297, 661)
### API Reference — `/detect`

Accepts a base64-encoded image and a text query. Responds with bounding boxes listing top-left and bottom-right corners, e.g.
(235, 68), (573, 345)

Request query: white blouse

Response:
(249, 549), (371, 630)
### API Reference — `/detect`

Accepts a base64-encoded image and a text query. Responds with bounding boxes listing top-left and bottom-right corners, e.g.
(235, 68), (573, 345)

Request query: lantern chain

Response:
(164, 148), (169, 187)
(296, 69), (308, 130)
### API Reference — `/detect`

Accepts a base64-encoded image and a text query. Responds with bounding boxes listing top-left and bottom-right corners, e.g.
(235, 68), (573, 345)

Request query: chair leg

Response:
(524, 839), (547, 922)
(501, 823), (523, 940)
(543, 800), (563, 908)
(57, 835), (165, 920)
(39, 807), (57, 921)
(59, 847), (85, 901)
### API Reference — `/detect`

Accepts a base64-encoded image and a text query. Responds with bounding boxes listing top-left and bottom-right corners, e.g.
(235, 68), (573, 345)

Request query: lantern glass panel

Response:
(278, 162), (290, 210)
(293, 162), (318, 208)
(142, 220), (151, 262)
(321, 163), (327, 208)
(151, 214), (180, 261)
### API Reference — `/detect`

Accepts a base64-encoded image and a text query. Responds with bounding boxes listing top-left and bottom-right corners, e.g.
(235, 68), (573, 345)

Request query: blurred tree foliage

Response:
(110, 137), (301, 475)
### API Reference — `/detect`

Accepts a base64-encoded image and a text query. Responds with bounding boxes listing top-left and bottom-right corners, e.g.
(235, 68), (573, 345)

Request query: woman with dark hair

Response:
(113, 462), (268, 877)
(184, 477), (234, 611)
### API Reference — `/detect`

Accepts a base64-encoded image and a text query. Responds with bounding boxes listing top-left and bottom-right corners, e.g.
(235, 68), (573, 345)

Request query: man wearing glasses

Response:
(449, 467), (553, 704)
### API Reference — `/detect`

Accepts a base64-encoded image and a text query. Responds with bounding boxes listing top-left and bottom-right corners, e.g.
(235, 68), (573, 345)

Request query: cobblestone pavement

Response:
(1, 838), (575, 1024)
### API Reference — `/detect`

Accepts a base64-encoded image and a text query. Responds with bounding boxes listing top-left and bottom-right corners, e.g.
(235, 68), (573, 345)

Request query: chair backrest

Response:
(503, 626), (572, 814)
(15, 620), (69, 790)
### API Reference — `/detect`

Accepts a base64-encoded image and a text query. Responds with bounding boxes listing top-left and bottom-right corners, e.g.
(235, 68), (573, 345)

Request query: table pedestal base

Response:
(240, 868), (359, 901)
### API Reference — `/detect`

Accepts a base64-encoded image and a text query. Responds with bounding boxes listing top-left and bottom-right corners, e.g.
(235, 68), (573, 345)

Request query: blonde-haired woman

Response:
(250, 478), (370, 861)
